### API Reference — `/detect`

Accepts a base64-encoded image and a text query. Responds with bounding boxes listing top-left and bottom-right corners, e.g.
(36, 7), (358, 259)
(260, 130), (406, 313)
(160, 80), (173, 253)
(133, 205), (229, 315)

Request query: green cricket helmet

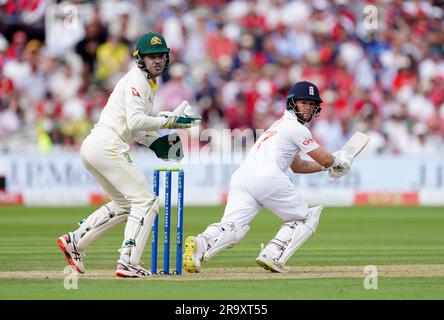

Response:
(133, 32), (170, 74)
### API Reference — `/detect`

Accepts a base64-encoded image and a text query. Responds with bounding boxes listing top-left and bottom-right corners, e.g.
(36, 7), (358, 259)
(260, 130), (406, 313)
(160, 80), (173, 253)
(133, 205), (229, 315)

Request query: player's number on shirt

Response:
(256, 130), (277, 150)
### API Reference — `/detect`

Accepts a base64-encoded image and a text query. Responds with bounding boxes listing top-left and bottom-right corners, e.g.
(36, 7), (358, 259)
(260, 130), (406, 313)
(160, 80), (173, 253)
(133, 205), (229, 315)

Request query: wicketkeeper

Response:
(183, 81), (352, 273)
(58, 32), (199, 278)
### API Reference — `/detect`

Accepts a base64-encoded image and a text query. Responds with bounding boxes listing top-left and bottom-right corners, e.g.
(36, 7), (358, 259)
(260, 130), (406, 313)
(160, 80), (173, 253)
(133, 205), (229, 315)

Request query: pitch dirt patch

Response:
(1, 264), (444, 280)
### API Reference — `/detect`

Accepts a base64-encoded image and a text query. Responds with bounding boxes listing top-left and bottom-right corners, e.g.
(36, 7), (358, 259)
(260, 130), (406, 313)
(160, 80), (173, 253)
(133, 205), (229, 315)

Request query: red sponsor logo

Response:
(302, 138), (314, 146)
(131, 87), (141, 97)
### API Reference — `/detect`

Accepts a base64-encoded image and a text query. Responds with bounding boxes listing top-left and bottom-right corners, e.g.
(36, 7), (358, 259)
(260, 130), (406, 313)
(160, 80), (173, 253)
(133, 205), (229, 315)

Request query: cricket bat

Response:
(341, 131), (370, 159)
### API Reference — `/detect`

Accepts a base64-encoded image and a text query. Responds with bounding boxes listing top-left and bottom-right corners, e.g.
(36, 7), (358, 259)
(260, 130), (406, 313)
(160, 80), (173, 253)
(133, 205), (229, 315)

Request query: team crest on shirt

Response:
(131, 87), (141, 97)
(150, 36), (162, 45)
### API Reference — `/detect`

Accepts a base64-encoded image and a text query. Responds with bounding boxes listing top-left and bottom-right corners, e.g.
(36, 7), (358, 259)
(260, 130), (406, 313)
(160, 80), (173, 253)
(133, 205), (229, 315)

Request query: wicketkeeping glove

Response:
(148, 132), (184, 161)
(160, 115), (198, 129)
(159, 100), (202, 129)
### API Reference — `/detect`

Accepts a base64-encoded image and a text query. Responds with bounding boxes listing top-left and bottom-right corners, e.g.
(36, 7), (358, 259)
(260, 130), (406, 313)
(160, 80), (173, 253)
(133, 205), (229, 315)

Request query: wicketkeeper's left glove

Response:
(149, 132), (184, 161)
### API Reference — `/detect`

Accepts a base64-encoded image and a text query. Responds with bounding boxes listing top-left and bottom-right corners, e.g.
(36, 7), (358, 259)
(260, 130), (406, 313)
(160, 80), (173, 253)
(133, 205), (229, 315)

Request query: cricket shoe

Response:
(57, 232), (85, 274)
(183, 236), (206, 273)
(255, 244), (290, 273)
(115, 259), (151, 278)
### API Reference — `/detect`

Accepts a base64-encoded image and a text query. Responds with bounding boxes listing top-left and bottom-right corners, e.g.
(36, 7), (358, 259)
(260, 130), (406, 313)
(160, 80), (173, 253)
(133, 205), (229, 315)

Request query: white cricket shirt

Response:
(93, 66), (164, 146)
(242, 110), (320, 173)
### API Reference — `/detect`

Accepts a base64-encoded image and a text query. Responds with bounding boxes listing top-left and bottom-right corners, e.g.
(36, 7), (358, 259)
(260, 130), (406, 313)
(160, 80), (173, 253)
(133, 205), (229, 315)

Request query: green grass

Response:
(0, 206), (443, 299)
(1, 277), (444, 300)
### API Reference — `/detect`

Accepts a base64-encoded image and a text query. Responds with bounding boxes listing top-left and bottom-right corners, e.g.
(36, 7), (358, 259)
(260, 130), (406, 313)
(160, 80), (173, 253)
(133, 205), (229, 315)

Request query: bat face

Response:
(341, 131), (370, 159)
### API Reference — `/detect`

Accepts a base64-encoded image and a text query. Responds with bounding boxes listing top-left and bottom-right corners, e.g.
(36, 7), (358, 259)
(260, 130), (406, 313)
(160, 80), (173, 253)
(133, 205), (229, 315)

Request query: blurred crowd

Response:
(0, 0), (443, 155)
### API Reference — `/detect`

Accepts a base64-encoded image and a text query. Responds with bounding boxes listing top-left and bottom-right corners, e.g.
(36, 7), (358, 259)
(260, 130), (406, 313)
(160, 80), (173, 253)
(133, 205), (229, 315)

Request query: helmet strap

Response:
(135, 54), (152, 79)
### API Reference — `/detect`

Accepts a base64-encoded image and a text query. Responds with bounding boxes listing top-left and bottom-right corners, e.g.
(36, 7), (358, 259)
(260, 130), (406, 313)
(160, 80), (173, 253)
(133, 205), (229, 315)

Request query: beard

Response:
(145, 61), (166, 78)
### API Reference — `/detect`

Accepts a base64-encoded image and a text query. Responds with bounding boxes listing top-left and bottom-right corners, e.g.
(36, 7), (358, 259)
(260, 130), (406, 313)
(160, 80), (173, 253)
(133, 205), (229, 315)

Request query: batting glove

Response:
(328, 166), (350, 179)
(331, 150), (353, 171)
(328, 150), (353, 179)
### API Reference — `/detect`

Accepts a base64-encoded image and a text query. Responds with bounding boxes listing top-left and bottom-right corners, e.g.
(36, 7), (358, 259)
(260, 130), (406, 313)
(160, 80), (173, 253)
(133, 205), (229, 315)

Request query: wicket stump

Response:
(151, 168), (184, 275)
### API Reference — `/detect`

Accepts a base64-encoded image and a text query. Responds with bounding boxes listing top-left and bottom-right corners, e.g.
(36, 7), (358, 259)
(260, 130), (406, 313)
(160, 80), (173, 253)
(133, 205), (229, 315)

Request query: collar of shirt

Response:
(283, 109), (297, 119)
(148, 79), (158, 91)
(137, 66), (159, 91)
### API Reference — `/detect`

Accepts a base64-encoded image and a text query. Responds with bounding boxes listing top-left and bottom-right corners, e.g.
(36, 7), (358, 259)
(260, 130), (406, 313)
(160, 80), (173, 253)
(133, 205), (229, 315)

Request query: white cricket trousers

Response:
(221, 166), (309, 226)
(80, 126), (154, 215)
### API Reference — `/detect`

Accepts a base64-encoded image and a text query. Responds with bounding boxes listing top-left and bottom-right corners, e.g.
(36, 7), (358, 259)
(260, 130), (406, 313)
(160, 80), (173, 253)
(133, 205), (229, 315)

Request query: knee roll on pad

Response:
(203, 222), (250, 261)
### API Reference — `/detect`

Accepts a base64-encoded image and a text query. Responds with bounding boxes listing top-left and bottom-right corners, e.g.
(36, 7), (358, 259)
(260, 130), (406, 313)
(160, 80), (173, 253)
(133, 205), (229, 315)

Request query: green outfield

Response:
(0, 205), (443, 299)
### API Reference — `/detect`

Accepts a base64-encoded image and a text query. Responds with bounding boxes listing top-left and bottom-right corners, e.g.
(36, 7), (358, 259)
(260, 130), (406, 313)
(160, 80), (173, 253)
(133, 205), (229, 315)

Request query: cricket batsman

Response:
(183, 81), (352, 273)
(57, 32), (198, 278)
